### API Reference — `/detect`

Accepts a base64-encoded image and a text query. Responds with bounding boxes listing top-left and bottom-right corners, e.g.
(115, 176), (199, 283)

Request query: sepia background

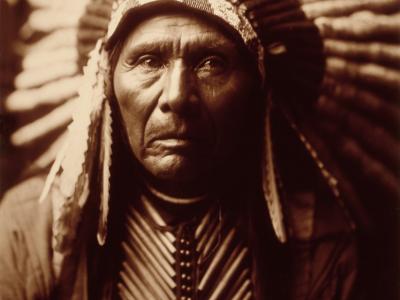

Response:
(0, 0), (399, 298)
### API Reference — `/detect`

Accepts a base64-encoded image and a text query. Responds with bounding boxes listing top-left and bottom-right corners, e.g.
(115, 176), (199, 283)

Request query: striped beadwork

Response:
(118, 196), (254, 300)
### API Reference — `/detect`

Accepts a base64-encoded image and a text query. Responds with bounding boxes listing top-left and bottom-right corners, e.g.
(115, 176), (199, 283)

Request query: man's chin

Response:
(143, 154), (209, 183)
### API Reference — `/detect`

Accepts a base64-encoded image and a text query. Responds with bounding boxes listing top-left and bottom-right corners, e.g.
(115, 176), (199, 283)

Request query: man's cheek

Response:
(119, 110), (144, 158)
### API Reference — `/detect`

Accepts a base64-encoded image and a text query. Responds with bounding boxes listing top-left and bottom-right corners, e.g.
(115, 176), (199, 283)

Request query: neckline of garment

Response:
(145, 183), (209, 205)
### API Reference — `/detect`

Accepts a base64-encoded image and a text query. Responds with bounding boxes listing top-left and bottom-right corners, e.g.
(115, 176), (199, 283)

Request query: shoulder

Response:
(286, 190), (359, 300)
(0, 175), (46, 217)
(0, 175), (54, 299)
(0, 175), (50, 237)
(0, 174), (53, 254)
(0, 173), (51, 252)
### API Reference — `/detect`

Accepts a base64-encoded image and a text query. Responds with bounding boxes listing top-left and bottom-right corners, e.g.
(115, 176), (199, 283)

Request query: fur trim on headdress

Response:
(39, 39), (111, 271)
(263, 101), (287, 242)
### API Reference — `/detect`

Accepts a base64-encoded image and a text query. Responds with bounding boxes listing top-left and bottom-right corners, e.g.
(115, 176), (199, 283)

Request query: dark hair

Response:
(109, 39), (124, 78)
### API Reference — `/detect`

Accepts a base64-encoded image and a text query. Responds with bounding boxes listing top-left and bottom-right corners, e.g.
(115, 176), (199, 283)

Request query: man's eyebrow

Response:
(123, 34), (238, 55)
(123, 41), (166, 56)
(186, 35), (238, 52)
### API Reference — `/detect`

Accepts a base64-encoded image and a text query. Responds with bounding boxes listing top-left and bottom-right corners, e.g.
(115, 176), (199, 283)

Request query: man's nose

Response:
(159, 60), (198, 115)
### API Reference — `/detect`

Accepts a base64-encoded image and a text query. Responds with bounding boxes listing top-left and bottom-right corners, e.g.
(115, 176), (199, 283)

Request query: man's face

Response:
(113, 12), (258, 184)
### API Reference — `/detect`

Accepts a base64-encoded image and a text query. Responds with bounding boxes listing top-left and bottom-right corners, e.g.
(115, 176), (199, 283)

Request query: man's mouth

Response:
(148, 131), (212, 152)
(153, 138), (195, 148)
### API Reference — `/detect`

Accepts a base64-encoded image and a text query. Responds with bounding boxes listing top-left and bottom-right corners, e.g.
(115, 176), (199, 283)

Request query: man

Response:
(0, 1), (358, 299)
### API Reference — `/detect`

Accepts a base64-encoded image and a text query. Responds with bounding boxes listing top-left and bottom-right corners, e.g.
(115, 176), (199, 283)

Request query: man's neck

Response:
(144, 182), (208, 205)
(140, 182), (214, 226)
(141, 171), (212, 200)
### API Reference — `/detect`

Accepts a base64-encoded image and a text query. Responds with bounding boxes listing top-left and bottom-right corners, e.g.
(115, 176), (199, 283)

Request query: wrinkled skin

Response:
(113, 12), (260, 195)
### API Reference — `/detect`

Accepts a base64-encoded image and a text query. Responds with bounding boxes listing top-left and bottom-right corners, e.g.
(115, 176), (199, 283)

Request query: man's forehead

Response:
(121, 13), (237, 50)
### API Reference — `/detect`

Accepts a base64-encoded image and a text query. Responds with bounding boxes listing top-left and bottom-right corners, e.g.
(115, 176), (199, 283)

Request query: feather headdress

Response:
(37, 0), (289, 276)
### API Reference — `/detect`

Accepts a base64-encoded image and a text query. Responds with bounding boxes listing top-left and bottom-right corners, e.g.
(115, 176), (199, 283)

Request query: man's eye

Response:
(134, 55), (164, 71)
(196, 56), (228, 78)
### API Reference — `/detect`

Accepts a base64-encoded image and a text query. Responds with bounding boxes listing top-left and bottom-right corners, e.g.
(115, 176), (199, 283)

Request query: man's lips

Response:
(152, 138), (195, 148)
(148, 132), (211, 150)
(149, 131), (208, 142)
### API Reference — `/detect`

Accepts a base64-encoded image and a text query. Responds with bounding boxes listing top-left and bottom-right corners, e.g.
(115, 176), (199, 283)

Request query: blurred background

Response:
(0, 0), (86, 195)
(0, 1), (399, 297)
